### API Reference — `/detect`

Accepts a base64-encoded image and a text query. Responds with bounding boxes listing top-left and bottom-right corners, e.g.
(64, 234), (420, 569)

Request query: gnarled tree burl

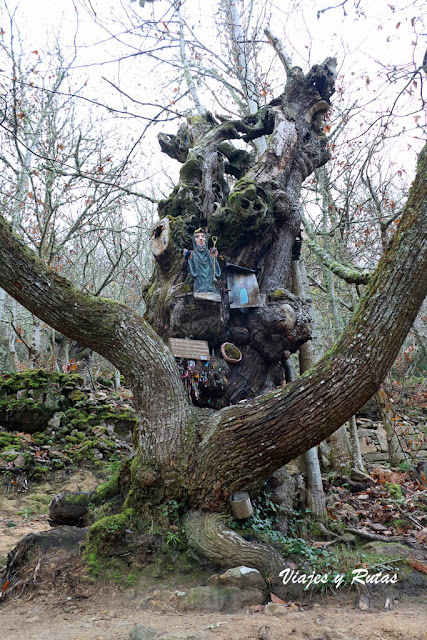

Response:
(0, 60), (426, 585)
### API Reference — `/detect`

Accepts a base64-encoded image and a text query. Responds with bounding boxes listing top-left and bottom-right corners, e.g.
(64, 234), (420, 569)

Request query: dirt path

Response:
(1, 588), (426, 640)
(1, 470), (426, 640)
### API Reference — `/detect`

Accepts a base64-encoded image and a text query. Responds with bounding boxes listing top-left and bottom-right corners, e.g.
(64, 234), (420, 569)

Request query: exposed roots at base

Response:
(185, 511), (288, 590)
(0, 526), (87, 602)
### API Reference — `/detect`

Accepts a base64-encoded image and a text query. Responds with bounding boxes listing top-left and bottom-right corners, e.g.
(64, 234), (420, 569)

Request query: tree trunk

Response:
(0, 288), (5, 325)
(329, 426), (353, 473)
(8, 299), (20, 370)
(29, 316), (43, 368)
(349, 414), (364, 472)
(150, 60), (336, 406)
(221, 0), (267, 156)
(291, 258), (326, 521)
(320, 244), (354, 471)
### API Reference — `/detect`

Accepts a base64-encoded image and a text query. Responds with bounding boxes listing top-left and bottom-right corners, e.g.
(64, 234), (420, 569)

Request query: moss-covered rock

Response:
(85, 508), (134, 556)
(0, 370), (78, 431)
(385, 482), (404, 499)
(0, 369), (137, 479)
(67, 389), (87, 402)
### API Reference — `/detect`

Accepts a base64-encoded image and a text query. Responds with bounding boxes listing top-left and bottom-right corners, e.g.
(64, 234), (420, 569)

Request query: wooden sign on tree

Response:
(168, 338), (210, 361)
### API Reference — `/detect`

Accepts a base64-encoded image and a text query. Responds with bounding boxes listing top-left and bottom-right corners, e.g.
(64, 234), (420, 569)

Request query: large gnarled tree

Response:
(0, 56), (426, 585)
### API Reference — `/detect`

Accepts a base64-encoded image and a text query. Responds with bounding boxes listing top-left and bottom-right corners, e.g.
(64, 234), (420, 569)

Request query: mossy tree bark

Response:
(147, 60), (337, 403)
(0, 61), (426, 571)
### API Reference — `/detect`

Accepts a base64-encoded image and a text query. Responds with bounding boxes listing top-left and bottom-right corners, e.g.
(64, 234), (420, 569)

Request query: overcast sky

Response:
(7, 0), (424, 72)
(1, 0), (425, 185)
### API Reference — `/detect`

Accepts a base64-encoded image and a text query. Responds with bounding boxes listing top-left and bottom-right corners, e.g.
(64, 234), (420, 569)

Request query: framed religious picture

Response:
(226, 263), (262, 309)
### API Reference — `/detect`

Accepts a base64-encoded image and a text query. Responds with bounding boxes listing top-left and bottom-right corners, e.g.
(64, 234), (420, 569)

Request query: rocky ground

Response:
(0, 370), (136, 480)
(1, 463), (426, 640)
(0, 501), (426, 640)
(0, 468), (101, 560)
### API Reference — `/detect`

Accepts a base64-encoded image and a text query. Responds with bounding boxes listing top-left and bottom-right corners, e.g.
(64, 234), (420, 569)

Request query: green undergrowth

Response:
(82, 495), (202, 588)
(84, 553), (142, 588)
(231, 492), (332, 568)
(230, 491), (411, 593)
(84, 543), (207, 591)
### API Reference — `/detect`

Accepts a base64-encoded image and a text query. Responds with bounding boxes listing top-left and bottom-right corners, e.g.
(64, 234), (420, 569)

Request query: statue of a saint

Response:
(184, 229), (221, 302)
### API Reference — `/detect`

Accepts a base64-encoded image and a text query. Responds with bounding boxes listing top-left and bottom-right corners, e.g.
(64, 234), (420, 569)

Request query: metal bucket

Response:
(230, 491), (253, 519)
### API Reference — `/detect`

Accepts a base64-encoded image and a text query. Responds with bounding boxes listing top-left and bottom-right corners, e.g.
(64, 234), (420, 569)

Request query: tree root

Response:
(185, 511), (289, 593)
(345, 527), (419, 547)
(49, 491), (93, 526)
(0, 526), (87, 601)
(317, 522), (352, 545)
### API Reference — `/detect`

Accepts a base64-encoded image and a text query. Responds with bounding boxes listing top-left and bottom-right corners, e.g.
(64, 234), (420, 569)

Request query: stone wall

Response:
(357, 417), (426, 464)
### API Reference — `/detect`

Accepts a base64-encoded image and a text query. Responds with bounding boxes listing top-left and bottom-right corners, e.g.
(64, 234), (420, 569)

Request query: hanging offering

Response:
(175, 358), (211, 402)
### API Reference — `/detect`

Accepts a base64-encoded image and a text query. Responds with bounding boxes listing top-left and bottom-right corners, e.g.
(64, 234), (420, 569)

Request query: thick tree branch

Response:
(0, 214), (194, 464)
(265, 27), (292, 75)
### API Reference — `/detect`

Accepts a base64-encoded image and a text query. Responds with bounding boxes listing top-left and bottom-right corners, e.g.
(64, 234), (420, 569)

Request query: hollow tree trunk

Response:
(148, 60), (337, 404)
